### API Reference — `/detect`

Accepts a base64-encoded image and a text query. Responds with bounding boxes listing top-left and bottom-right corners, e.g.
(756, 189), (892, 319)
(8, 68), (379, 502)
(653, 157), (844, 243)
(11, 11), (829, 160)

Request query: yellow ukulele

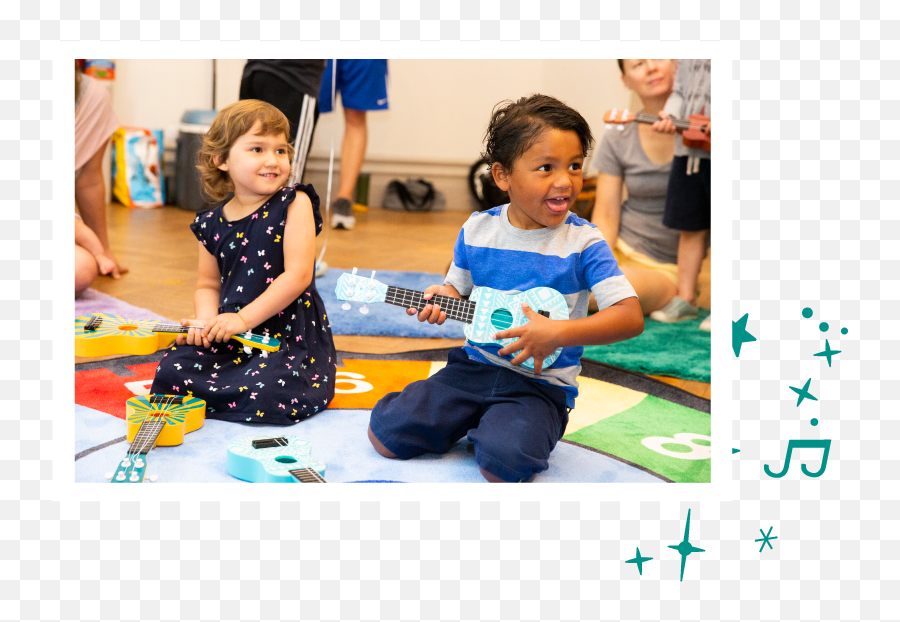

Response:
(75, 313), (281, 358)
(108, 394), (206, 483)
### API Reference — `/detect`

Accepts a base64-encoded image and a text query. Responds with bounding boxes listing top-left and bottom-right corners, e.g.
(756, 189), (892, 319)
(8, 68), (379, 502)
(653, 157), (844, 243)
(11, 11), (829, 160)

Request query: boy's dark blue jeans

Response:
(368, 348), (570, 482)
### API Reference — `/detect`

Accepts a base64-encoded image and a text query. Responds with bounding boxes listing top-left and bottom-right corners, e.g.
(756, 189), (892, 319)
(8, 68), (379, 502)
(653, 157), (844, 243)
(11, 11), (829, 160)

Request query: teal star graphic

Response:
(755, 526), (778, 552)
(732, 313), (757, 357)
(625, 547), (653, 576)
(789, 378), (818, 407)
(667, 509), (705, 581)
(814, 339), (841, 367)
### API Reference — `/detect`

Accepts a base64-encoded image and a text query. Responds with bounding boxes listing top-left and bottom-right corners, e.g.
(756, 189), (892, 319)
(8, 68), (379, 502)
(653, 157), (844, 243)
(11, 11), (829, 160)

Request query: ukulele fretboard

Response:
(130, 421), (165, 455)
(384, 286), (476, 324)
(630, 112), (699, 131)
(289, 468), (326, 483)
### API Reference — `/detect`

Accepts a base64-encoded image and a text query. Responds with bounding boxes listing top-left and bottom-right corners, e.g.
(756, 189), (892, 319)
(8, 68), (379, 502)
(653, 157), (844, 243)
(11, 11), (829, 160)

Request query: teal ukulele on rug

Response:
(227, 436), (327, 483)
(335, 268), (570, 370)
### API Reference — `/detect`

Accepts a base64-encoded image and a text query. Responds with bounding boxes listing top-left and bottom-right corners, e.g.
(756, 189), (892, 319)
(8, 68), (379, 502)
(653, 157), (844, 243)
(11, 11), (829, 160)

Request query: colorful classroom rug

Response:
(316, 269), (466, 339)
(74, 348), (710, 484)
(582, 310), (711, 383)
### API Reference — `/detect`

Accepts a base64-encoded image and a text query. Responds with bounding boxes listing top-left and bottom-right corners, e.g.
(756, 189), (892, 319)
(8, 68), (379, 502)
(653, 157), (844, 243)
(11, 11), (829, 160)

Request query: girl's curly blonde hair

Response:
(197, 100), (294, 202)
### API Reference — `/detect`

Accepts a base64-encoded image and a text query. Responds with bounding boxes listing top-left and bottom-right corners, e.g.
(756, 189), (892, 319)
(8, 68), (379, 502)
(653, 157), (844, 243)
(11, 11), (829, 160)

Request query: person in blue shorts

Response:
(318, 59), (389, 230)
(366, 94), (645, 482)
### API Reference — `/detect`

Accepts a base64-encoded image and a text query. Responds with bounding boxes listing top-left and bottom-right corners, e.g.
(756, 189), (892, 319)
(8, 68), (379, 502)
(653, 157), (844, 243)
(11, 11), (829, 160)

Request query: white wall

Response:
(112, 59), (636, 209)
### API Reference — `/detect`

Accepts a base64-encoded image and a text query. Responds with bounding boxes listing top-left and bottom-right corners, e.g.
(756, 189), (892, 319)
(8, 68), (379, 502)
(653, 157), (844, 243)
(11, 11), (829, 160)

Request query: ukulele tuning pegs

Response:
(605, 124), (612, 130)
(342, 302), (351, 311)
(148, 475), (158, 482)
(617, 125), (624, 131)
(360, 304), (369, 315)
(243, 346), (253, 355)
(259, 350), (268, 358)
(104, 472), (113, 480)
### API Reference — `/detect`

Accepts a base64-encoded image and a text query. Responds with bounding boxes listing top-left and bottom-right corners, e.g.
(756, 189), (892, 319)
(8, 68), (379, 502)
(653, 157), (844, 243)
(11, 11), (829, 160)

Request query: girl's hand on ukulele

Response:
(203, 312), (249, 344)
(178, 319), (212, 348)
(652, 111), (677, 134)
(495, 304), (559, 375)
(409, 285), (448, 325)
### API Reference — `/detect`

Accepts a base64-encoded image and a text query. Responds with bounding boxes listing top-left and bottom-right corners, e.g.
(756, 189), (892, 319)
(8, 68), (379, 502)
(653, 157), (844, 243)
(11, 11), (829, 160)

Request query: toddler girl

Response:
(150, 100), (336, 424)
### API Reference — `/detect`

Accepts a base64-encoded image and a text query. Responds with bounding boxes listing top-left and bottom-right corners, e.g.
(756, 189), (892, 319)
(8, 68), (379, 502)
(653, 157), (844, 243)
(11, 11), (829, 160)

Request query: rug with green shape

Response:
(562, 393), (711, 483)
(581, 309), (711, 383)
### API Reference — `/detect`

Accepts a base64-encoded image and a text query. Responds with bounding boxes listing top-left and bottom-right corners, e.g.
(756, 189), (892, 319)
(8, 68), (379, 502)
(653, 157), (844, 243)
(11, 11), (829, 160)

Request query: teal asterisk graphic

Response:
(789, 378), (818, 407)
(625, 547), (653, 576)
(814, 339), (841, 367)
(732, 313), (757, 357)
(755, 526), (778, 552)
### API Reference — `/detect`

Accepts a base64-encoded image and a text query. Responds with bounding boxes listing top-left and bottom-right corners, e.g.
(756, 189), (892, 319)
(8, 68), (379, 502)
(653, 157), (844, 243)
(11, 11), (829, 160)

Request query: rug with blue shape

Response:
(75, 349), (711, 484)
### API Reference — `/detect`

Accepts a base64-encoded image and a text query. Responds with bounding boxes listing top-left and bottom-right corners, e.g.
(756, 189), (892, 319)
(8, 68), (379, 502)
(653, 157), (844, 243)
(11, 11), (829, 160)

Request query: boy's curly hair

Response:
(481, 94), (593, 174)
(197, 99), (294, 202)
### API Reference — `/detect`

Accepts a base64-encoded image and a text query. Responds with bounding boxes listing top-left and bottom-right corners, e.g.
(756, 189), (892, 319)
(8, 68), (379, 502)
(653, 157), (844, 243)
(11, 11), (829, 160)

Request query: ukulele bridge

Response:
(251, 437), (289, 449)
(84, 315), (103, 331)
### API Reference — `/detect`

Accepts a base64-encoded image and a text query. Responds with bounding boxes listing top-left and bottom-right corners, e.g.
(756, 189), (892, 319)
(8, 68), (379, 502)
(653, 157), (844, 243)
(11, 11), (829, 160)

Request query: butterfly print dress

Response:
(150, 184), (337, 425)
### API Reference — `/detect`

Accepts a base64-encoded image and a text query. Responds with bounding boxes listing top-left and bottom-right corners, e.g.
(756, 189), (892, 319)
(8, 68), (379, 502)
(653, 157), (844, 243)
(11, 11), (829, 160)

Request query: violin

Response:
(603, 109), (710, 153)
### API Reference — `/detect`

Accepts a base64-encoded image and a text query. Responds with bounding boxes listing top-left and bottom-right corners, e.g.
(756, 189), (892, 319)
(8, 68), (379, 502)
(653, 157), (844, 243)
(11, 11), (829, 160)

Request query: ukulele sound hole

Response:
(117, 324), (139, 331)
(275, 456), (298, 464)
(490, 308), (514, 331)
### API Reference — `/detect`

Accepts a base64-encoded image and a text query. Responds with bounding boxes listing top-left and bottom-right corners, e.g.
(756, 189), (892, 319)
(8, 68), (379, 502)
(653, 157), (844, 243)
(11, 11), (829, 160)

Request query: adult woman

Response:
(75, 61), (126, 296)
(591, 59), (685, 316)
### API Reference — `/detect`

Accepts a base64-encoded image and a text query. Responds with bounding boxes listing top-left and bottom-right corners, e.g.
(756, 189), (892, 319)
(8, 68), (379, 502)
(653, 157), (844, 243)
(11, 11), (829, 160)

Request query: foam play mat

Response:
(75, 349), (711, 484)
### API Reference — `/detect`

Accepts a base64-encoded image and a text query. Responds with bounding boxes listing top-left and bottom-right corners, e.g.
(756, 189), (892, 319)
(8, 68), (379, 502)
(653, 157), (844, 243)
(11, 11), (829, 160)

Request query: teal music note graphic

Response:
(763, 419), (831, 478)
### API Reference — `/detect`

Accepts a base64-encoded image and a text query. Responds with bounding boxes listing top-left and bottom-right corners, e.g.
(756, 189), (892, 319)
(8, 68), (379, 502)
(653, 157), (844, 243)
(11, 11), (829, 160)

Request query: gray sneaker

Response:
(330, 198), (356, 230)
(649, 296), (699, 323)
(699, 313), (711, 332)
(314, 260), (328, 278)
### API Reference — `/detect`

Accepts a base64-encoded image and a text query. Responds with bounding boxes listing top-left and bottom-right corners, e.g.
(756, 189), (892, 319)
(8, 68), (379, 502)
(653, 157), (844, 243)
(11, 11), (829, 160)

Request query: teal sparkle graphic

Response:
(668, 508), (705, 582)
(732, 448), (740, 454)
(814, 339), (841, 367)
(625, 547), (653, 576)
(789, 378), (818, 407)
(732, 313), (757, 357)
(755, 526), (778, 552)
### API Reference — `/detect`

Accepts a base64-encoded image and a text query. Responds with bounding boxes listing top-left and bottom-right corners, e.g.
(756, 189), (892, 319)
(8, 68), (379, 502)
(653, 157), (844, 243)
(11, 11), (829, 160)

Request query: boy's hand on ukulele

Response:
(495, 303), (559, 375)
(203, 312), (249, 344)
(177, 319), (212, 348)
(410, 285), (448, 325)
(652, 111), (677, 134)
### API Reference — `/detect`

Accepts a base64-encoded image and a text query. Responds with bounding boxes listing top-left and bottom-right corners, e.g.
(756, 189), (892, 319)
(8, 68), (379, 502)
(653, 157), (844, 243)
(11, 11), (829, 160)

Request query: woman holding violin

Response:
(591, 59), (688, 317)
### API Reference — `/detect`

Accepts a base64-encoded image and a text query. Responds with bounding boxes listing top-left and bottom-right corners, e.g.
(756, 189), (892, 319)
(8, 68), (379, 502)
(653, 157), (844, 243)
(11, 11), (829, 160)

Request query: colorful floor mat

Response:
(582, 310), (711, 383)
(75, 349), (710, 483)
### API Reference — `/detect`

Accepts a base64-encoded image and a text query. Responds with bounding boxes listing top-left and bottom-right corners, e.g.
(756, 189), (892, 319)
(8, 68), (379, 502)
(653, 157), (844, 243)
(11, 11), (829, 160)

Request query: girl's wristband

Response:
(236, 310), (249, 332)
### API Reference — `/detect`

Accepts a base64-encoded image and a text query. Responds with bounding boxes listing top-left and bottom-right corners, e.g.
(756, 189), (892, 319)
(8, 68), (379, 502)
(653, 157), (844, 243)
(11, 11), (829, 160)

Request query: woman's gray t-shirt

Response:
(591, 122), (679, 265)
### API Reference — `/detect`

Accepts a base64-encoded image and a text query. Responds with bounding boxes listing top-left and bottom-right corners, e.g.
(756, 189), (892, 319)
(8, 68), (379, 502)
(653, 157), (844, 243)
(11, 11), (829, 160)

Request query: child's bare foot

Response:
(367, 425), (398, 458)
(479, 467), (536, 483)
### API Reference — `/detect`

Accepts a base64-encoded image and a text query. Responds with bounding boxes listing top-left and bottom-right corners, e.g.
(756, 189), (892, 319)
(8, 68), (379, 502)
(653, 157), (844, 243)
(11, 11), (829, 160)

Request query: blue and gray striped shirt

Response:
(444, 204), (637, 407)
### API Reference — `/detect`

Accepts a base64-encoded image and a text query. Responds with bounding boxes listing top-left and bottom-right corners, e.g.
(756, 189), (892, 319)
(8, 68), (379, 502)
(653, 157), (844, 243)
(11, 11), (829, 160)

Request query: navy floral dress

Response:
(150, 184), (336, 425)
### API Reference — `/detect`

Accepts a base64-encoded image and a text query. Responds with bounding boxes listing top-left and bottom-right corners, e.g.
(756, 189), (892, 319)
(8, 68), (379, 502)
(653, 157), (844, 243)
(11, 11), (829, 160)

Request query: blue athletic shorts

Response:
(369, 348), (570, 482)
(318, 59), (389, 113)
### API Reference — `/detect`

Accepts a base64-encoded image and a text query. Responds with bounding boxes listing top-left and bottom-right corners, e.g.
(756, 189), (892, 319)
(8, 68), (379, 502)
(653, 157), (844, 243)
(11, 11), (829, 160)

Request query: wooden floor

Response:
(90, 202), (710, 400)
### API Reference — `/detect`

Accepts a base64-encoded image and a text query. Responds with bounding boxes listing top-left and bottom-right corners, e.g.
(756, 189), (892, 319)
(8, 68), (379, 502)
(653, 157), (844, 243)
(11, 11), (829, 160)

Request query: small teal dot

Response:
(810, 418), (818, 427)
(802, 307), (813, 319)
(819, 321), (829, 332)
(841, 327), (848, 335)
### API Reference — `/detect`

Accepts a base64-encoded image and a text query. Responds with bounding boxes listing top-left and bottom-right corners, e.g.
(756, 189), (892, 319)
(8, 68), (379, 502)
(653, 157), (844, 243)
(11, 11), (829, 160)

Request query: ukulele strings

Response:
(128, 394), (177, 459)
